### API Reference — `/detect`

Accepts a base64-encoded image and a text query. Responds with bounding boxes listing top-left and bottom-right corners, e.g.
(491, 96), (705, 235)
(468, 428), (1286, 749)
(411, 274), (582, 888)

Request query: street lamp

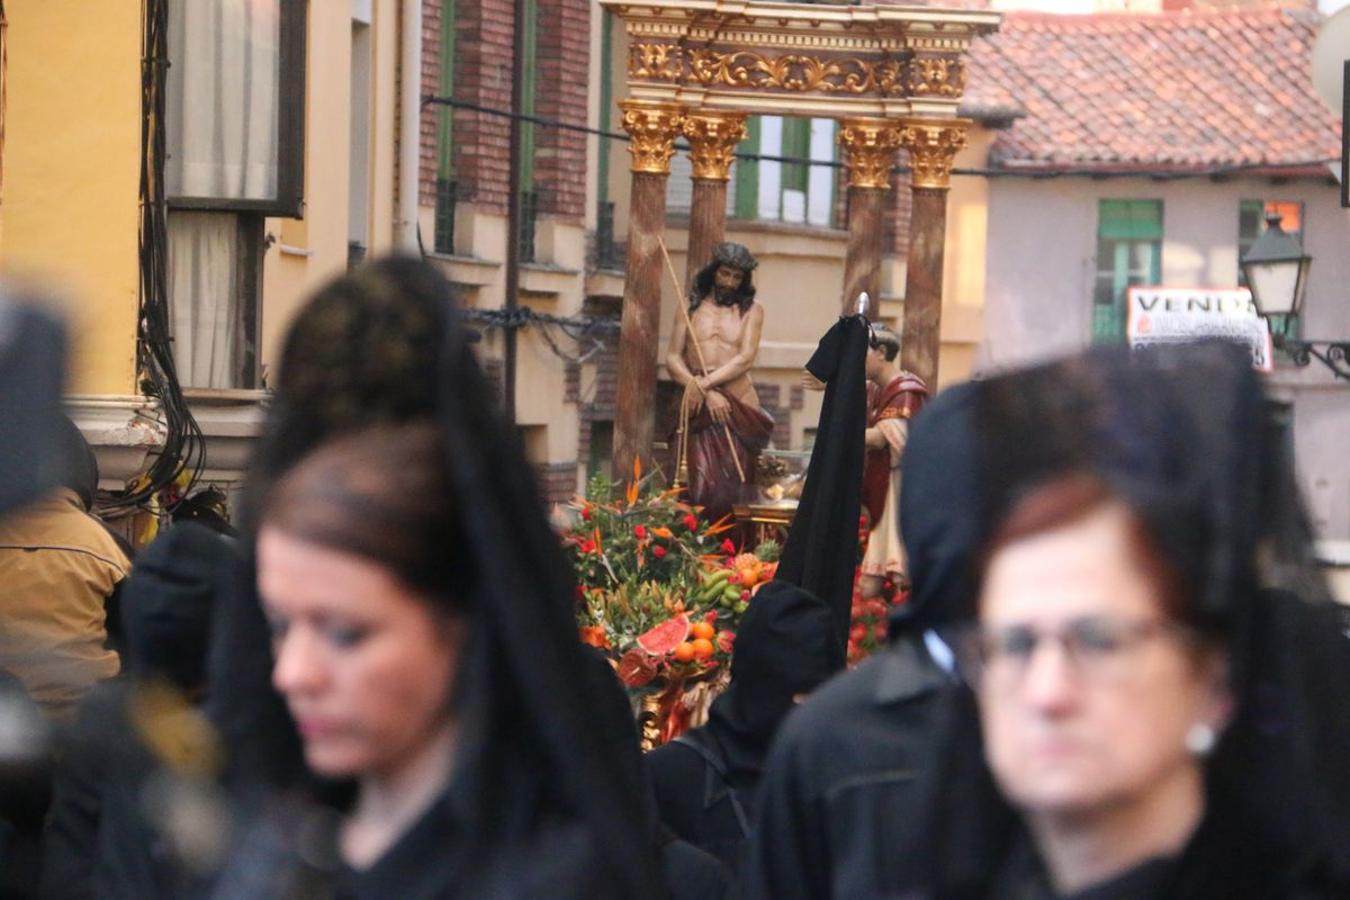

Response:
(1239, 212), (1349, 380)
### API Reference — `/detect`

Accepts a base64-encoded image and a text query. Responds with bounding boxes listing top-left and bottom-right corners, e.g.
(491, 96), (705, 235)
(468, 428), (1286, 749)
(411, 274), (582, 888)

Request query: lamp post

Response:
(1239, 212), (1349, 380)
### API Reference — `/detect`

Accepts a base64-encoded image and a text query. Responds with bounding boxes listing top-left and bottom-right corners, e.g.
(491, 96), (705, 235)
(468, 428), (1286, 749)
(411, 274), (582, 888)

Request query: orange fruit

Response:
(691, 637), (715, 660)
(690, 621), (715, 641)
(672, 641), (696, 663)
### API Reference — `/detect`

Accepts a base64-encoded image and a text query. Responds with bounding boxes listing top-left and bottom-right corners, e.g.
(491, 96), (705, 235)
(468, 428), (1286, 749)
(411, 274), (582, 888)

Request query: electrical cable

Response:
(107, 0), (205, 516)
(422, 94), (1339, 181)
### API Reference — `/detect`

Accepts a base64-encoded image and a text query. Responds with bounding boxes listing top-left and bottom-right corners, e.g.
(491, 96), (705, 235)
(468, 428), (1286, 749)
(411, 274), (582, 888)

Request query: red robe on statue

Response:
(685, 390), (774, 536)
(862, 372), (928, 531)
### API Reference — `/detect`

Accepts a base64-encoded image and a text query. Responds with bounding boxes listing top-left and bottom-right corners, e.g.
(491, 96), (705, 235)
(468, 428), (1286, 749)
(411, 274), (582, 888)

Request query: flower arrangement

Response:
(566, 463), (906, 746)
(566, 460), (779, 697)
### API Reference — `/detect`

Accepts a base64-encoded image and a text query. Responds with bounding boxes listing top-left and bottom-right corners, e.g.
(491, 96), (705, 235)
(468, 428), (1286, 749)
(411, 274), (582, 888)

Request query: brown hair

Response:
(258, 420), (474, 612)
(979, 473), (1201, 633)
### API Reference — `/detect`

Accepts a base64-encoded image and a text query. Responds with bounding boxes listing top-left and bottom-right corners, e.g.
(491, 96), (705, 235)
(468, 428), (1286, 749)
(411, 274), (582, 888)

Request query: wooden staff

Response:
(657, 237), (747, 485)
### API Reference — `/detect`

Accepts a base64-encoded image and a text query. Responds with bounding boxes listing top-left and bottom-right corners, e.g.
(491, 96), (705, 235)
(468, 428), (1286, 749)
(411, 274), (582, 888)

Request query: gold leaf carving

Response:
(838, 118), (906, 190)
(682, 112), (748, 182)
(898, 120), (969, 190)
(619, 101), (685, 175)
(630, 43), (910, 96)
(908, 57), (966, 98)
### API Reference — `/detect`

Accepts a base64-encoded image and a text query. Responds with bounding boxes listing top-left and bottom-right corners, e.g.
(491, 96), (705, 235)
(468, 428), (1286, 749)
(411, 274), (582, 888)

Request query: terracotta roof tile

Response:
(964, 8), (1341, 173)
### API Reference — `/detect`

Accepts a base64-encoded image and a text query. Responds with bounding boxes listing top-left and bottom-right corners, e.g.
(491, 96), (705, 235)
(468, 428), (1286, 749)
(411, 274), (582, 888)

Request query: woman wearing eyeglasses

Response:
(910, 345), (1350, 899)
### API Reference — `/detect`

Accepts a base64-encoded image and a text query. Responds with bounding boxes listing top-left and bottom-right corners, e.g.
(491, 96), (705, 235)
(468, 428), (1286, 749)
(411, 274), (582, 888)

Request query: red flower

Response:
(579, 539), (596, 554)
(580, 506), (591, 521)
(634, 525), (647, 540)
(719, 538), (736, 555)
(683, 514), (698, 532)
(653, 545), (666, 559)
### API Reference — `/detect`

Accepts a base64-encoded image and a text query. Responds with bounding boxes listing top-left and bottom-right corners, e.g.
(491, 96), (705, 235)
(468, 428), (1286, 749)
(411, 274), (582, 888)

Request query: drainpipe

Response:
(397, 0), (423, 252)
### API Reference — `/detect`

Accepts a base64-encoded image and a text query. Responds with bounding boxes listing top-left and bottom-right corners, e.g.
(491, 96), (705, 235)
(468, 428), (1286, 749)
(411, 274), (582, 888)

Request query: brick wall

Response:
(442, 0), (514, 213)
(420, 0), (591, 219)
(533, 0), (590, 220)
(533, 461), (579, 506)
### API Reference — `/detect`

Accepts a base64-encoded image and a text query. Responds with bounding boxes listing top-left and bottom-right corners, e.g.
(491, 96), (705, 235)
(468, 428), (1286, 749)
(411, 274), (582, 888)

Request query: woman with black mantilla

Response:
(915, 344), (1350, 898)
(204, 258), (661, 898)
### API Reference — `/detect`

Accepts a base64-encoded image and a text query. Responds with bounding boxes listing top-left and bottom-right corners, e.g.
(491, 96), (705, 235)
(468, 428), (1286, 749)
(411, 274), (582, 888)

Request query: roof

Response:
(963, 8), (1342, 174)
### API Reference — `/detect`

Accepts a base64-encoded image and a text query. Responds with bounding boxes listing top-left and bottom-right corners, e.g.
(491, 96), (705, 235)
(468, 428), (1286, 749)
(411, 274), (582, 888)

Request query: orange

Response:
(672, 641), (696, 663)
(690, 621), (715, 641)
(691, 637), (715, 660)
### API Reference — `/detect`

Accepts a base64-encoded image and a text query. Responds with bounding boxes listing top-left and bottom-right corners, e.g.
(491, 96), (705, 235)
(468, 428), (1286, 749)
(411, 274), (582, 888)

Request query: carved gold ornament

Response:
(898, 120), (969, 190)
(682, 112), (748, 181)
(619, 101), (685, 175)
(838, 118), (906, 190)
(908, 57), (966, 98)
(631, 42), (908, 96)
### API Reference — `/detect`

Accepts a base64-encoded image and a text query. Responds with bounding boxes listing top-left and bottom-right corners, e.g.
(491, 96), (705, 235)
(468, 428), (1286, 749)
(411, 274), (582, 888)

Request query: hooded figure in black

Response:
(203, 258), (661, 899)
(893, 344), (1350, 899)
(41, 522), (233, 899)
(744, 381), (978, 900)
(647, 582), (843, 871)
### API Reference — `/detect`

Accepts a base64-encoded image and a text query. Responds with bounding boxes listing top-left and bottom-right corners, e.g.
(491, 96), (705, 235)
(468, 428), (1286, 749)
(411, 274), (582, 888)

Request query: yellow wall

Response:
(260, 0), (362, 377)
(937, 128), (993, 389)
(1, 1), (142, 396)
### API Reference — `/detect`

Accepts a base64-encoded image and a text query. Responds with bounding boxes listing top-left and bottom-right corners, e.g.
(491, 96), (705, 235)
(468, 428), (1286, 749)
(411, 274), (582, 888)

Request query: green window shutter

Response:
(437, 0), (456, 180)
(518, 0), (538, 190)
(780, 117), (810, 194)
(434, 0), (458, 255)
(597, 11), (612, 207)
(733, 117), (760, 220)
(1098, 199), (1162, 241)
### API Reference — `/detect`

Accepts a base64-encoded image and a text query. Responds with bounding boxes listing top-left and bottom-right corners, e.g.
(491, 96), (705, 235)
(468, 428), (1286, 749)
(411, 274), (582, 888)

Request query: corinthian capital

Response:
(619, 100), (685, 176)
(837, 117), (907, 190)
(898, 120), (970, 190)
(682, 112), (749, 182)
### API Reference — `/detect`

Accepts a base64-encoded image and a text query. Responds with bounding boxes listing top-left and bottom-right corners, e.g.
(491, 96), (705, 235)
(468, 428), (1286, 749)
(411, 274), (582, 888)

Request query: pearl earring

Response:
(1185, 723), (1216, 756)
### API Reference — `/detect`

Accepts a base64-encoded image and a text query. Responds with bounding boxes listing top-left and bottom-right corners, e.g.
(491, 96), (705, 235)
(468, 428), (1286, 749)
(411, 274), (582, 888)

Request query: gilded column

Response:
(838, 117), (906, 318)
(897, 119), (968, 388)
(681, 111), (748, 293)
(613, 100), (684, 482)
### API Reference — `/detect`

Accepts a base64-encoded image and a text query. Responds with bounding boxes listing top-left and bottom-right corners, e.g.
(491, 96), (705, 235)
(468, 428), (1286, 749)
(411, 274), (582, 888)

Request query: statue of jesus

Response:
(667, 242), (774, 533)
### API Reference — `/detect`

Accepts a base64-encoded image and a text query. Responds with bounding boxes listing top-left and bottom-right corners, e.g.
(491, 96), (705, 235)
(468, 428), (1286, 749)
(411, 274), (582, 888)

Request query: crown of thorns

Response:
(711, 242), (758, 273)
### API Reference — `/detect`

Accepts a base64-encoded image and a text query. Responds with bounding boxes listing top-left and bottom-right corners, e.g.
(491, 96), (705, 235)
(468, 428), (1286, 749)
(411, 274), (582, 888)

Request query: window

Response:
(166, 211), (262, 389)
(163, 0), (306, 389)
(730, 116), (836, 227)
(166, 0), (306, 214)
(1093, 200), (1162, 343)
(1239, 200), (1303, 339)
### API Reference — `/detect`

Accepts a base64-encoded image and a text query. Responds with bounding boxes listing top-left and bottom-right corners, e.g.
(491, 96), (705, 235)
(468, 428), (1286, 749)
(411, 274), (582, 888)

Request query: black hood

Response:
(0, 302), (67, 517)
(121, 522), (233, 691)
(56, 415), (99, 512)
(707, 581), (844, 776)
(890, 381), (980, 638)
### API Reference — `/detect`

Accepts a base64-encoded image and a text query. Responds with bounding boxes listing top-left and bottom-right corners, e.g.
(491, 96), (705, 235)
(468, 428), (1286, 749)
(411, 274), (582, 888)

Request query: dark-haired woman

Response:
(911, 345), (1350, 898)
(206, 258), (661, 898)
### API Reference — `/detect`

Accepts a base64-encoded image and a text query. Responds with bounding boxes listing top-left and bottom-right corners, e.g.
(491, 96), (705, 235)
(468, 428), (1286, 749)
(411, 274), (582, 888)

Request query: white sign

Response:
(1126, 287), (1273, 373)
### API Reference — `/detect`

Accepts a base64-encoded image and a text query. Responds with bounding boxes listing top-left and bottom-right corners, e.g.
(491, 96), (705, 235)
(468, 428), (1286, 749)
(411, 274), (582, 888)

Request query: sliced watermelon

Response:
(636, 612), (690, 656)
(617, 649), (657, 688)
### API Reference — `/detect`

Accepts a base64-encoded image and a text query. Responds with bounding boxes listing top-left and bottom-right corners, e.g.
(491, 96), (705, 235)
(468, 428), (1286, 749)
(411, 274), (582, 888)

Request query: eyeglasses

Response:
(961, 616), (1190, 689)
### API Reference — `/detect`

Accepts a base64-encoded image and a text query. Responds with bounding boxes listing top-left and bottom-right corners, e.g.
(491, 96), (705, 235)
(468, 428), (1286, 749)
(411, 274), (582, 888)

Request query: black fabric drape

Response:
(775, 315), (870, 650)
